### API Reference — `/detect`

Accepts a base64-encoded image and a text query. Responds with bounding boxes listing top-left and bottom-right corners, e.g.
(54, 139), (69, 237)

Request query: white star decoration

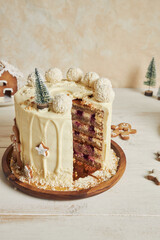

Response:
(148, 169), (160, 185)
(35, 142), (49, 157)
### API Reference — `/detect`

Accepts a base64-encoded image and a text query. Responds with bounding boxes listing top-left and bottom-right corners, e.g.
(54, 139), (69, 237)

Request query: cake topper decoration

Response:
(52, 93), (72, 113)
(82, 72), (99, 88)
(35, 68), (51, 109)
(94, 77), (115, 102)
(66, 67), (83, 82)
(45, 68), (63, 83)
(144, 57), (156, 97)
(35, 142), (49, 157)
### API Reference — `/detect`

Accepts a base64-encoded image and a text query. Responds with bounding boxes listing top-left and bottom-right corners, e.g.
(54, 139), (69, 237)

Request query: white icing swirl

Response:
(52, 93), (72, 113)
(45, 68), (63, 83)
(94, 77), (115, 102)
(82, 72), (99, 88)
(66, 67), (83, 82)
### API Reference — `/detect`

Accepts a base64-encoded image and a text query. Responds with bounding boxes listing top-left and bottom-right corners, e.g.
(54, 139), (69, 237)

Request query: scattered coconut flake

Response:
(10, 149), (119, 191)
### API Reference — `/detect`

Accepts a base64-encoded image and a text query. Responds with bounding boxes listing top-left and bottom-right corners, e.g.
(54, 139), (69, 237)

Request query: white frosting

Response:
(52, 93), (72, 113)
(94, 78), (115, 102)
(45, 68), (63, 83)
(82, 72), (99, 88)
(66, 68), (83, 82)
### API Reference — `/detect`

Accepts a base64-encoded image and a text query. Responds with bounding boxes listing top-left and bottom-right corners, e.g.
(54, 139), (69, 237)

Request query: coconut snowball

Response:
(94, 77), (115, 102)
(27, 71), (44, 87)
(52, 93), (72, 113)
(66, 67), (83, 82)
(45, 68), (63, 83)
(82, 72), (99, 88)
(27, 72), (36, 87)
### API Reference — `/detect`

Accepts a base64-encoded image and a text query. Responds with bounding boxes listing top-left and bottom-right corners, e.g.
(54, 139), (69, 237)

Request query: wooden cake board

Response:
(2, 140), (126, 200)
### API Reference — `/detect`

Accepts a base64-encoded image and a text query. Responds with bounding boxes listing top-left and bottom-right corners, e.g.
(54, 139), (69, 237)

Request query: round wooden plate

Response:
(2, 140), (126, 200)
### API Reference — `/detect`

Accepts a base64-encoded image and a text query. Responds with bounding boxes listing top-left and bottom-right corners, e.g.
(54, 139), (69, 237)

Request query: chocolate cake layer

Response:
(73, 158), (101, 180)
(72, 99), (104, 118)
(72, 120), (103, 140)
(73, 141), (102, 160)
(73, 131), (103, 150)
(71, 108), (103, 129)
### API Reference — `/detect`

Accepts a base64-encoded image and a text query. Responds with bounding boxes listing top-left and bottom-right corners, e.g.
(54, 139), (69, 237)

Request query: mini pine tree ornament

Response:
(35, 68), (51, 109)
(157, 86), (160, 100)
(144, 57), (156, 97)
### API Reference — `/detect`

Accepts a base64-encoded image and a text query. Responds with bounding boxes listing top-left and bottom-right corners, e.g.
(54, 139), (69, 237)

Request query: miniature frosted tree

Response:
(35, 68), (51, 109)
(157, 86), (160, 100)
(144, 58), (156, 96)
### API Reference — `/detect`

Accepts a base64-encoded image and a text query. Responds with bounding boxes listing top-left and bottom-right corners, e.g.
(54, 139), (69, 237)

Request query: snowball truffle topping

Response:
(27, 72), (36, 87)
(82, 72), (99, 88)
(52, 93), (72, 113)
(45, 68), (63, 83)
(27, 71), (44, 87)
(66, 67), (83, 82)
(94, 77), (115, 102)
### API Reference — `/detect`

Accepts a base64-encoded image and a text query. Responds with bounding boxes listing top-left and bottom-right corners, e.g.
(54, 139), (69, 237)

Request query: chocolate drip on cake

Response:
(72, 99), (104, 180)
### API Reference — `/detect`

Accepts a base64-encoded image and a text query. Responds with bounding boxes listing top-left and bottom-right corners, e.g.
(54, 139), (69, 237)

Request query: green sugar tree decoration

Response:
(35, 68), (51, 109)
(157, 86), (160, 100)
(144, 57), (156, 97)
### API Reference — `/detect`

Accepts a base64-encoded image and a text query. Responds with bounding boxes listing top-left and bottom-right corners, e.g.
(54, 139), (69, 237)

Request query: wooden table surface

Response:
(0, 88), (160, 240)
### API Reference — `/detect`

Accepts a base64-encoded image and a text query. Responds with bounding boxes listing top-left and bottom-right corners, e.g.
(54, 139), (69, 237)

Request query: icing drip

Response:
(43, 120), (49, 178)
(29, 115), (35, 166)
(53, 120), (62, 174)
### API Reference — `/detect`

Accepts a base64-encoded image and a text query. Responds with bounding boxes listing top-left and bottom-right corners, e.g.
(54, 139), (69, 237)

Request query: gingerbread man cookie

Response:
(111, 129), (120, 138)
(118, 123), (131, 131)
(120, 131), (130, 140)
(24, 164), (33, 179)
(111, 122), (137, 141)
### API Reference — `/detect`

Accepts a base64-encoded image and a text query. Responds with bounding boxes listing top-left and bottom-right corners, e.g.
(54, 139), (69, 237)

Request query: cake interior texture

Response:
(72, 99), (103, 180)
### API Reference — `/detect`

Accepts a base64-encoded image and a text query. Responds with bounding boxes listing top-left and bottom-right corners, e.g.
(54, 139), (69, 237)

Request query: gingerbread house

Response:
(0, 60), (23, 98)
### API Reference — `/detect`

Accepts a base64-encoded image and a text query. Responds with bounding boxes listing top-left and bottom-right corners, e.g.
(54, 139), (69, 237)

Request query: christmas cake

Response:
(0, 60), (23, 99)
(11, 67), (119, 190)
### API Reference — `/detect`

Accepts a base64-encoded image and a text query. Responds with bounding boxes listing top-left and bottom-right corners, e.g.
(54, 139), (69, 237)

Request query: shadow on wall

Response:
(128, 66), (140, 88)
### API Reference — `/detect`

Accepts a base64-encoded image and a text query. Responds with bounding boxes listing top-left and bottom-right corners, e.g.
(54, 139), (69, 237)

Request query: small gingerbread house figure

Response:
(0, 60), (23, 98)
